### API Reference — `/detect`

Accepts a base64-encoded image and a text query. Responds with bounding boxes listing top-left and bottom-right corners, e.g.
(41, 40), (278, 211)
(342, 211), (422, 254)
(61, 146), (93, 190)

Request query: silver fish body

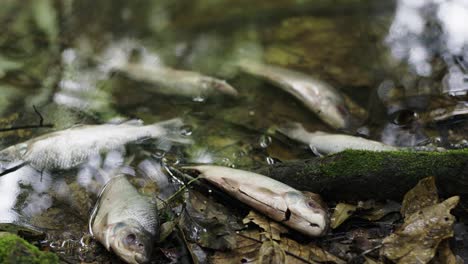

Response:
(0, 118), (189, 171)
(279, 122), (399, 155)
(89, 176), (158, 264)
(184, 165), (329, 237)
(116, 63), (238, 97)
(238, 61), (359, 131)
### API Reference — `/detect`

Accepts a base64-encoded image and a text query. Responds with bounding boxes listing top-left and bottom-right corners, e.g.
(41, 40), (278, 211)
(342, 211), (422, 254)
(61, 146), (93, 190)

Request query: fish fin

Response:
(309, 145), (323, 157)
(276, 122), (312, 144)
(220, 177), (241, 191)
(238, 185), (288, 213)
(151, 118), (193, 145)
(120, 119), (144, 126)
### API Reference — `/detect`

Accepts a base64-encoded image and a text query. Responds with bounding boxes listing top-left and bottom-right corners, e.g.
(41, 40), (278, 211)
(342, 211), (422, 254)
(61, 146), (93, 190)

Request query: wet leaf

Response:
(211, 229), (345, 264)
(258, 240), (286, 264)
(179, 190), (241, 250)
(430, 240), (460, 264)
(364, 256), (382, 264)
(210, 230), (262, 264)
(381, 196), (459, 264)
(280, 237), (346, 264)
(159, 221), (176, 243)
(243, 211), (288, 240)
(358, 200), (401, 221)
(401, 177), (439, 217)
(330, 203), (356, 229)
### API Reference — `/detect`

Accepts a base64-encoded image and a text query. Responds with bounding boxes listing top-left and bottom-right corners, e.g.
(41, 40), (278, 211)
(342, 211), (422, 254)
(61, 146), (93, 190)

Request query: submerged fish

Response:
(115, 63), (238, 97)
(89, 175), (158, 264)
(278, 122), (399, 155)
(238, 60), (364, 131)
(183, 165), (329, 237)
(0, 118), (190, 173)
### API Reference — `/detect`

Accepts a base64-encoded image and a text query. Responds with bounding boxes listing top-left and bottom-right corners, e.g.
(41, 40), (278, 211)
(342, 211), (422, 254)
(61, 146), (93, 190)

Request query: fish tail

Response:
(149, 118), (193, 145)
(276, 122), (311, 142)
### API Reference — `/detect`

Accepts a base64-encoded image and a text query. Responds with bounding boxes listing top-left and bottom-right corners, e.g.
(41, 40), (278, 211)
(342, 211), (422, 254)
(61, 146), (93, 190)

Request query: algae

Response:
(0, 232), (58, 264)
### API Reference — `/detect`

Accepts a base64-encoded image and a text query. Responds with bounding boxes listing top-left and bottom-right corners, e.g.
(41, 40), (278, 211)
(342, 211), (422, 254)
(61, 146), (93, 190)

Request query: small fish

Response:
(238, 60), (364, 131)
(89, 175), (158, 264)
(183, 165), (329, 237)
(278, 122), (398, 155)
(0, 118), (190, 173)
(115, 63), (238, 97)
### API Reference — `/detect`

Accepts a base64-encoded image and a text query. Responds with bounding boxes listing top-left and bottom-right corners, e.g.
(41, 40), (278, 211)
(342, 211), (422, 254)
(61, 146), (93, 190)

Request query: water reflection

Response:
(387, 0), (468, 94)
(0, 166), (49, 221)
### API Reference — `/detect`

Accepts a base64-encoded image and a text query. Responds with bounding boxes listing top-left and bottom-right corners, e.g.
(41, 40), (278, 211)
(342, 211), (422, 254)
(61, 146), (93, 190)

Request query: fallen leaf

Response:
(381, 196), (459, 264)
(179, 190), (241, 250)
(258, 240), (286, 264)
(364, 256), (383, 264)
(210, 229), (345, 264)
(158, 221), (176, 243)
(358, 200), (401, 221)
(243, 211), (288, 240)
(401, 177), (439, 217)
(280, 237), (346, 264)
(210, 230), (262, 264)
(330, 203), (356, 229)
(430, 240), (461, 264)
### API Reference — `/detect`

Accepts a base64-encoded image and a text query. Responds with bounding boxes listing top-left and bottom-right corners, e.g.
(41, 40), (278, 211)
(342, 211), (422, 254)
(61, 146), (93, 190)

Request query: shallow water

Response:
(1, 0), (468, 263)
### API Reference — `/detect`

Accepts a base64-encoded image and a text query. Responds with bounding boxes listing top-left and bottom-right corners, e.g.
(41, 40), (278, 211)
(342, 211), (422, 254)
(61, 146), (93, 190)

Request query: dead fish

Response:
(115, 63), (238, 97)
(0, 118), (190, 172)
(278, 122), (398, 155)
(238, 60), (364, 131)
(89, 175), (158, 264)
(183, 165), (329, 237)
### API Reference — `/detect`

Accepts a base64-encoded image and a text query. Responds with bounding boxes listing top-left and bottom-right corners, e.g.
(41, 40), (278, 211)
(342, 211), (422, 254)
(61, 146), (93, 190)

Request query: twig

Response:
(164, 177), (199, 206)
(0, 106), (53, 133)
(0, 162), (27, 177)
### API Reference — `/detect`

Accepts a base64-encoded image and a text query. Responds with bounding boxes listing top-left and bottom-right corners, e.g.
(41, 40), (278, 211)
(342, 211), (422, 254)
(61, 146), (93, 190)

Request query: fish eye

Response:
(306, 200), (317, 209)
(125, 233), (137, 245)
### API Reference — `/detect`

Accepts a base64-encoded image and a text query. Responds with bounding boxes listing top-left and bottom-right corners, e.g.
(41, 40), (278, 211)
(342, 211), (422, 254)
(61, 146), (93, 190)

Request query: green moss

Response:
(0, 233), (58, 264)
(320, 149), (468, 178)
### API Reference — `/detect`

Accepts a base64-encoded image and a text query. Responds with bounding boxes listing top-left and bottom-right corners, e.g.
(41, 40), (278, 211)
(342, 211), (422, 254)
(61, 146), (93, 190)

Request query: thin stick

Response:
(0, 106), (53, 133)
(164, 177), (199, 205)
(0, 162), (27, 177)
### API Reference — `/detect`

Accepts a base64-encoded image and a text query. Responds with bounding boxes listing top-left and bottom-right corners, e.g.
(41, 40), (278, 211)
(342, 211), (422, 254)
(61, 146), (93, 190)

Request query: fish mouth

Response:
(135, 254), (149, 264)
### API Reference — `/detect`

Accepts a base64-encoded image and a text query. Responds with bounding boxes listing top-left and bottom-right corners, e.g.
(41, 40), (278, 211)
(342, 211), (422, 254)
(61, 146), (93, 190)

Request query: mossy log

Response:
(0, 232), (58, 264)
(255, 149), (468, 202)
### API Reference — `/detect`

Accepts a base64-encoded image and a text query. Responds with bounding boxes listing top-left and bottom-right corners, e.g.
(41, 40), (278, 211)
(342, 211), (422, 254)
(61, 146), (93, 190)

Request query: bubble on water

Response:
(152, 149), (166, 159)
(266, 157), (275, 165)
(259, 135), (272, 148)
(180, 125), (193, 136)
(192, 95), (205, 102)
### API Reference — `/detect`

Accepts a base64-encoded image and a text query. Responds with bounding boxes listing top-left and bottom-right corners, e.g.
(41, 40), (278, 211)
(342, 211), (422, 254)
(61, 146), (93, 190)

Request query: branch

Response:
(0, 106), (53, 133)
(255, 149), (468, 202)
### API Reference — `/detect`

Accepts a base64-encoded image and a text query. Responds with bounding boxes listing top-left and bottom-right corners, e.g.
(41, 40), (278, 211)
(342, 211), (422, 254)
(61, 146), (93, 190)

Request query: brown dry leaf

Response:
(381, 196), (459, 264)
(358, 200), (401, 221)
(430, 240), (462, 264)
(330, 203), (357, 229)
(364, 256), (383, 264)
(179, 190), (241, 250)
(211, 229), (345, 264)
(210, 230), (263, 264)
(401, 177), (439, 217)
(258, 240), (286, 264)
(280, 237), (346, 264)
(243, 211), (288, 240)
